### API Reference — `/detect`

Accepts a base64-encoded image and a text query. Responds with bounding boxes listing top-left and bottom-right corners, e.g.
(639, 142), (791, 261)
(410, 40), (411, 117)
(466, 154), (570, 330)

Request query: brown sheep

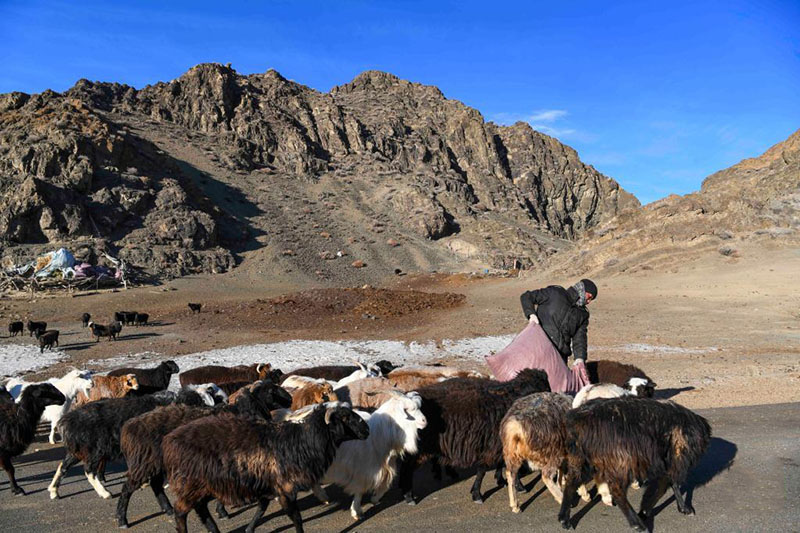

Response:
(178, 363), (271, 387)
(291, 382), (338, 410)
(387, 366), (485, 391)
(334, 377), (402, 410)
(75, 375), (139, 406)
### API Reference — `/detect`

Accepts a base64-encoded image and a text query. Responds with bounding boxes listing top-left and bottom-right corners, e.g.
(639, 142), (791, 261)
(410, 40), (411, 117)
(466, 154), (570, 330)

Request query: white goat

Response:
(281, 375), (336, 390)
(7, 370), (94, 443)
(314, 391), (427, 520)
(333, 363), (382, 389)
(182, 383), (228, 406)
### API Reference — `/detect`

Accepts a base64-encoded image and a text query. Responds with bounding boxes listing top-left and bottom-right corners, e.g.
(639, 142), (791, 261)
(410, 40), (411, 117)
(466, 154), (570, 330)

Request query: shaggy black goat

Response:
(586, 360), (656, 397)
(558, 397), (711, 531)
(116, 381), (292, 528)
(187, 303), (202, 314)
(108, 361), (180, 395)
(26, 320), (46, 337)
(48, 393), (192, 500)
(0, 383), (65, 495)
(134, 313), (149, 326)
(179, 363), (272, 387)
(398, 368), (551, 504)
(282, 360), (399, 382)
(88, 321), (115, 342)
(215, 369), (284, 397)
(163, 404), (369, 533)
(8, 321), (23, 337)
(81, 313), (91, 327)
(36, 329), (59, 353)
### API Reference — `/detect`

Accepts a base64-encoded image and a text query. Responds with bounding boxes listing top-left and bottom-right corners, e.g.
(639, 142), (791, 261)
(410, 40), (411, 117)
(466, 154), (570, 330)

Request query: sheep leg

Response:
(350, 493), (364, 521)
(194, 498), (220, 533)
(278, 494), (304, 533)
(470, 467), (487, 503)
(577, 483), (592, 503)
(371, 484), (390, 505)
(151, 473), (174, 516)
(116, 478), (136, 527)
(671, 480), (695, 515)
(608, 481), (647, 532)
(399, 458), (416, 505)
(311, 483), (330, 504)
(174, 505), (190, 533)
(214, 501), (229, 519)
(597, 481), (614, 506)
(0, 454), (23, 495)
(48, 421), (58, 444)
(542, 467), (564, 505)
(48, 453), (79, 499)
(505, 466), (520, 513)
(494, 464), (506, 487)
(557, 469), (581, 529)
(245, 497), (269, 533)
(86, 470), (112, 499)
(638, 476), (669, 520)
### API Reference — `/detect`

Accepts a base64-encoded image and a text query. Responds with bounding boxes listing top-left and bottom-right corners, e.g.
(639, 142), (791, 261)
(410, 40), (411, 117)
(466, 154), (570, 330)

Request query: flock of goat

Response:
(0, 309), (711, 532)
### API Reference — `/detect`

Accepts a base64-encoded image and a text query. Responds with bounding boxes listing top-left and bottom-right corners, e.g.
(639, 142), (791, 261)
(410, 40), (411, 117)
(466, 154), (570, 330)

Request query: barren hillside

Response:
(0, 64), (637, 283)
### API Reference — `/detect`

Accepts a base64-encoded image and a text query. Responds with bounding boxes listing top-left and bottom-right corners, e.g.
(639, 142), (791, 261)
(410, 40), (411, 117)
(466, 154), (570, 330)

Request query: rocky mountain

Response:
(0, 64), (637, 281)
(548, 129), (800, 276)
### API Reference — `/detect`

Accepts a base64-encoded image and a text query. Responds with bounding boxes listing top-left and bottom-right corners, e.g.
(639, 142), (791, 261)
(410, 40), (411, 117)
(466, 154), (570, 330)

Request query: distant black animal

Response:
(88, 321), (115, 342)
(110, 320), (123, 339)
(36, 329), (60, 353)
(134, 313), (149, 326)
(558, 398), (712, 531)
(81, 313), (91, 327)
(187, 303), (202, 314)
(114, 312), (137, 326)
(108, 361), (180, 395)
(1, 383), (65, 495)
(8, 321), (23, 337)
(26, 320), (46, 337)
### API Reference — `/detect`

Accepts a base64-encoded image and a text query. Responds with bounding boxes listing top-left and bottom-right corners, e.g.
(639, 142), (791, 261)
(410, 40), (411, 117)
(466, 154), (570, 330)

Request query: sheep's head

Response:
(318, 383), (338, 403)
(627, 377), (656, 398)
(374, 360), (400, 376)
(163, 360), (180, 374)
(324, 404), (369, 443)
(124, 375), (140, 391)
(27, 383), (66, 407)
(256, 363), (272, 379)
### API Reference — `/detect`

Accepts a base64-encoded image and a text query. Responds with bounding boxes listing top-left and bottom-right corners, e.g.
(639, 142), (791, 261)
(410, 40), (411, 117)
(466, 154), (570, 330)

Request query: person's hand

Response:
(573, 360), (590, 383)
(528, 314), (539, 325)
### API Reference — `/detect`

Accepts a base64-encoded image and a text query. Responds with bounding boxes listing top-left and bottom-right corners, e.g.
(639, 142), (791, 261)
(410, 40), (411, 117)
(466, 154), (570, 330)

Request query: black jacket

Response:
(520, 285), (589, 362)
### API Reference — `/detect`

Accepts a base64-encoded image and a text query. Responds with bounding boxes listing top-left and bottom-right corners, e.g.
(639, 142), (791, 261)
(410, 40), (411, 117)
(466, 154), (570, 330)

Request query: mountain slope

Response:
(0, 64), (637, 281)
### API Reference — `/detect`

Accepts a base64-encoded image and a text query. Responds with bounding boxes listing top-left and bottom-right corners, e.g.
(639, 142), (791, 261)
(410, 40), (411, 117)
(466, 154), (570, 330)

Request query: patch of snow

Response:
(0, 344), (68, 378)
(88, 335), (517, 391)
(617, 343), (714, 354)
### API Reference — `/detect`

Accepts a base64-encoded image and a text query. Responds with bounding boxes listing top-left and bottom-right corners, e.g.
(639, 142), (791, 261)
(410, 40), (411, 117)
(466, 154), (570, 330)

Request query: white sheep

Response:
(313, 391), (428, 520)
(7, 370), (94, 444)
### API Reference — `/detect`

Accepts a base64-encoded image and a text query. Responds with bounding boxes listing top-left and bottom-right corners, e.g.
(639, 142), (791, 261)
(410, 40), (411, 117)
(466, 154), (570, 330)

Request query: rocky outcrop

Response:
(1, 64), (638, 280)
(548, 129), (800, 276)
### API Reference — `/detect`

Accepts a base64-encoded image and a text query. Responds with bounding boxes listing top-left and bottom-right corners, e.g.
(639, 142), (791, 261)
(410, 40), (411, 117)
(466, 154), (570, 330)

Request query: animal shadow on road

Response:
(654, 386), (695, 400)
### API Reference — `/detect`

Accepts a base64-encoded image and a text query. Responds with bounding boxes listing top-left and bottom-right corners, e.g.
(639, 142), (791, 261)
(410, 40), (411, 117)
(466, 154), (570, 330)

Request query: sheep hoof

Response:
(472, 495), (484, 504)
(12, 487), (25, 496)
(118, 523), (129, 529)
(511, 506), (521, 514)
(679, 505), (695, 516)
(350, 512), (362, 521)
(560, 520), (573, 530)
(48, 490), (59, 500)
(403, 493), (416, 506)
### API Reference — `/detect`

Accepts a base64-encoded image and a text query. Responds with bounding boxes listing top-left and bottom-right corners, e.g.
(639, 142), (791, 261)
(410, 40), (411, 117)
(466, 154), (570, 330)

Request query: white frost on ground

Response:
(618, 343), (715, 354)
(86, 335), (517, 391)
(0, 344), (68, 378)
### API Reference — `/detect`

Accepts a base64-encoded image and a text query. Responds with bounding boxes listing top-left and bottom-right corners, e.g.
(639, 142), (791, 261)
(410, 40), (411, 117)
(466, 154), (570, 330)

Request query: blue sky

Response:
(1, 1), (798, 204)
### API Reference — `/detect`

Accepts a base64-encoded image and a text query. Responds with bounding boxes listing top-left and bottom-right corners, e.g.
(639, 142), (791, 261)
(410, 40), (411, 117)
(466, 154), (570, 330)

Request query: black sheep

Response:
(215, 369), (284, 397)
(116, 381), (292, 528)
(558, 397), (711, 531)
(48, 393), (192, 500)
(36, 329), (59, 353)
(26, 320), (46, 337)
(134, 312), (149, 326)
(399, 368), (551, 504)
(8, 321), (23, 337)
(0, 386), (13, 404)
(0, 383), (65, 495)
(88, 321), (115, 342)
(108, 361), (180, 395)
(81, 313), (91, 327)
(163, 404), (369, 533)
(187, 303), (202, 314)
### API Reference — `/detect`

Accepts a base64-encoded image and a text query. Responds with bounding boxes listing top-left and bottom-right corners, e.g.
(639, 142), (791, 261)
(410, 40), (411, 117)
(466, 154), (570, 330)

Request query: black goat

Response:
(36, 329), (60, 353)
(81, 313), (91, 327)
(88, 321), (115, 342)
(1, 383), (65, 495)
(26, 320), (46, 337)
(187, 303), (202, 314)
(163, 404), (369, 533)
(558, 398), (711, 531)
(0, 386), (13, 404)
(134, 313), (149, 326)
(399, 368), (551, 504)
(8, 321), (23, 337)
(116, 381), (292, 527)
(48, 393), (191, 500)
(108, 361), (180, 395)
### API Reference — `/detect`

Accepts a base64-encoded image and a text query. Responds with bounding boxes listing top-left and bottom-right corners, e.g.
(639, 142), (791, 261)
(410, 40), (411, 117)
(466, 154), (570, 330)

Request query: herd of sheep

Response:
(0, 309), (711, 532)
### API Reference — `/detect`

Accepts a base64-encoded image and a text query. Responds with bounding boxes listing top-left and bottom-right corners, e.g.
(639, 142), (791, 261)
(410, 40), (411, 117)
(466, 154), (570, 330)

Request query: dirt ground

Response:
(1, 244), (799, 409)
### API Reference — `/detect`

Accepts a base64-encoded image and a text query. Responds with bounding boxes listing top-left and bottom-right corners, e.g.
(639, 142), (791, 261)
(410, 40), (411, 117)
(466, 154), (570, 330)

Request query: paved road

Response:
(1, 403), (798, 532)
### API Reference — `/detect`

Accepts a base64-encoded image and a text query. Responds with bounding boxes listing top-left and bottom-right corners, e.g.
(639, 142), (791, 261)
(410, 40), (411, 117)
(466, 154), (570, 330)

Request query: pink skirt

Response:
(486, 322), (589, 394)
